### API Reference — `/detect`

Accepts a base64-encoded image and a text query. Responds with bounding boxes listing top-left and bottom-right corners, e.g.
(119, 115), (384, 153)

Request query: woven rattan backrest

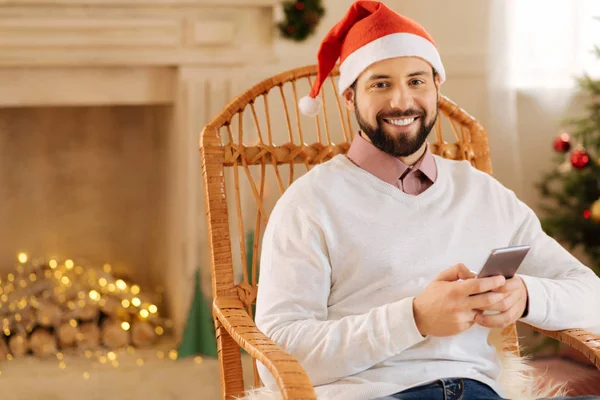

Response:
(200, 64), (517, 396)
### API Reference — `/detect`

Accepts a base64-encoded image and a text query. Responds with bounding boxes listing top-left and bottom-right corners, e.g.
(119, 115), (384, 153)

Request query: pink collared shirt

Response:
(346, 132), (438, 195)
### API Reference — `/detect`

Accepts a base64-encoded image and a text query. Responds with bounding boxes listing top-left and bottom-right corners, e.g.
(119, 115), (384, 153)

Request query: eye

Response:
(410, 79), (425, 86)
(372, 81), (390, 89)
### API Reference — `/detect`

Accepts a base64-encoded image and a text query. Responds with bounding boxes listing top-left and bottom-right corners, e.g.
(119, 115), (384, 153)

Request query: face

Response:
(343, 57), (440, 158)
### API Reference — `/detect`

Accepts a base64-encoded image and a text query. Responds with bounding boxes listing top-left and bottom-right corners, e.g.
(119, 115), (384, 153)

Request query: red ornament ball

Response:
(583, 209), (592, 219)
(295, 1), (305, 11)
(571, 149), (590, 169)
(553, 133), (571, 152)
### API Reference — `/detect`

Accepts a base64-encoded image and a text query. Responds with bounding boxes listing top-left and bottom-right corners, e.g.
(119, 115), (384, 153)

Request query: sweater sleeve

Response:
(254, 203), (426, 388)
(509, 200), (600, 333)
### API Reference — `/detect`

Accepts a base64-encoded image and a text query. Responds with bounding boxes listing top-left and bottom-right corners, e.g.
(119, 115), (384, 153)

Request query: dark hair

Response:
(348, 66), (438, 92)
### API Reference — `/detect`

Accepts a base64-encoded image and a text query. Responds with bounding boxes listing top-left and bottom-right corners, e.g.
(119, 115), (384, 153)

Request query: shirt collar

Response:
(346, 131), (437, 185)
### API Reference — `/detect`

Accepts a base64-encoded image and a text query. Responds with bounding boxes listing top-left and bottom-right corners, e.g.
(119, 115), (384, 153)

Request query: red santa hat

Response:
(299, 0), (445, 117)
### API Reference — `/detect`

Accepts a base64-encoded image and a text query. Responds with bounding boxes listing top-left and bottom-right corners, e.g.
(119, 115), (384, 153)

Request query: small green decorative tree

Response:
(178, 270), (217, 358)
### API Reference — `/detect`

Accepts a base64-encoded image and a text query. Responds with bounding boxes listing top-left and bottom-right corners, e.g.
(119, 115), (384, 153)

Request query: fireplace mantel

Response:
(0, 0), (277, 68)
(0, 0), (278, 335)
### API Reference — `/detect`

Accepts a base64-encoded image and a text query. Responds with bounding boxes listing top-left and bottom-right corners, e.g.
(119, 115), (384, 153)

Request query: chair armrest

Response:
(521, 323), (600, 370)
(214, 296), (317, 400)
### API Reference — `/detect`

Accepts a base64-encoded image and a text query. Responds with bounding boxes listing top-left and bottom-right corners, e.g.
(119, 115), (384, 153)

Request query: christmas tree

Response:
(537, 45), (600, 275)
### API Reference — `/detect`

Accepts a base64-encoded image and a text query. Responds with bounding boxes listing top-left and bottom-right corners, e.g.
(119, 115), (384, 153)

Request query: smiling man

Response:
(254, 1), (600, 400)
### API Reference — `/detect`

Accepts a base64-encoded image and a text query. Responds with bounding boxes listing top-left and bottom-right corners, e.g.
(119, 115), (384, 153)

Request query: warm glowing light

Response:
(98, 278), (107, 287)
(49, 260), (58, 269)
(139, 309), (149, 318)
(116, 280), (127, 290)
(131, 285), (140, 295)
(155, 326), (164, 336)
(88, 290), (100, 301)
(121, 322), (130, 331)
(65, 260), (74, 269)
(103, 264), (111, 273)
(168, 350), (177, 360)
(121, 299), (130, 308)
(131, 297), (141, 307)
(148, 304), (158, 314)
(17, 253), (28, 263)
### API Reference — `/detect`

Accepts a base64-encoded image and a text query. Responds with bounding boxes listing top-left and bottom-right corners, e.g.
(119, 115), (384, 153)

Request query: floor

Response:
(0, 337), (254, 400)
(1, 339), (598, 400)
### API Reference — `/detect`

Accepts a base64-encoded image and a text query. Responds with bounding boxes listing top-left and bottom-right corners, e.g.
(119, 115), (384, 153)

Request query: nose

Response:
(389, 86), (414, 111)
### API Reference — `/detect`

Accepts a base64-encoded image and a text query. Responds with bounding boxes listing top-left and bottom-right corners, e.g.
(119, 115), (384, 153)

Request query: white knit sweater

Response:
(255, 154), (600, 400)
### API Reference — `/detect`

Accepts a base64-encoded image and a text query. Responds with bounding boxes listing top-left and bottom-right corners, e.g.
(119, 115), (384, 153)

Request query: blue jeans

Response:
(375, 378), (600, 399)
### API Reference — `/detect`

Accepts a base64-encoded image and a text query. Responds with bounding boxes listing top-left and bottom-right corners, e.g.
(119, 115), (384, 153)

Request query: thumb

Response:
(435, 263), (476, 282)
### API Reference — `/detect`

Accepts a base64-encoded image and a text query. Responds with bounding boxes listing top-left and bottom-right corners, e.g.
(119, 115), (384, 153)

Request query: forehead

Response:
(358, 56), (433, 81)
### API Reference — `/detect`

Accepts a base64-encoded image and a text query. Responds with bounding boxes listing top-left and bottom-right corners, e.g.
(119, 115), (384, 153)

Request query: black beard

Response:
(355, 104), (438, 158)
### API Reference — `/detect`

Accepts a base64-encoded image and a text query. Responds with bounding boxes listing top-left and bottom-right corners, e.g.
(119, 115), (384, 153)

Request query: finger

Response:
(475, 308), (518, 328)
(435, 264), (475, 282)
(460, 275), (506, 296)
(467, 309), (484, 320)
(467, 291), (507, 310)
(491, 277), (521, 293)
(476, 291), (518, 312)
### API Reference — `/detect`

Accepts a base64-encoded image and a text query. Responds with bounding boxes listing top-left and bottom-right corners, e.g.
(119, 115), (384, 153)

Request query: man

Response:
(255, 1), (600, 399)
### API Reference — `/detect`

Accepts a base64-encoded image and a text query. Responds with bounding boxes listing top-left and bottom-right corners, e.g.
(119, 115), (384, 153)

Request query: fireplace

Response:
(0, 0), (278, 336)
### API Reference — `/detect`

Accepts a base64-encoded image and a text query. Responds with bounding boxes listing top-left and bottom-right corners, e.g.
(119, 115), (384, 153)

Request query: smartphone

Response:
(476, 245), (531, 279)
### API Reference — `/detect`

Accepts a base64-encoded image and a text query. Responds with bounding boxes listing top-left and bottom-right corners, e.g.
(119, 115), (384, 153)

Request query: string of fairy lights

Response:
(0, 253), (202, 378)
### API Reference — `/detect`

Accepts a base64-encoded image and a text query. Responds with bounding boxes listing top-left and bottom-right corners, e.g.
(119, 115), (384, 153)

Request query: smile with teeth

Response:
(384, 117), (418, 126)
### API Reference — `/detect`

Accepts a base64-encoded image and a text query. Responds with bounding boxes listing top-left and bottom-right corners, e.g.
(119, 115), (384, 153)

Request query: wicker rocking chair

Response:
(199, 65), (600, 400)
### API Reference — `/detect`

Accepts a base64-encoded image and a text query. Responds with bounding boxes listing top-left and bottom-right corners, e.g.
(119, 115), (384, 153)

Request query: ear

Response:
(434, 73), (442, 101)
(342, 87), (356, 112)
